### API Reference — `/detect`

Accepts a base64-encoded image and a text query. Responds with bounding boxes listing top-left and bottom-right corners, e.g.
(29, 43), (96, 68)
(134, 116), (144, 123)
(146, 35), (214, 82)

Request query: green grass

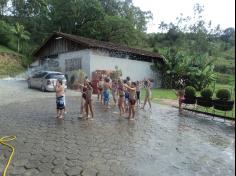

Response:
(0, 44), (22, 56)
(141, 83), (235, 118)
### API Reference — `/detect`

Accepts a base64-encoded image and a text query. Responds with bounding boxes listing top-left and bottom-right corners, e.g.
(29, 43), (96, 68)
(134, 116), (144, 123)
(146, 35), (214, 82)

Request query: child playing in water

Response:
(124, 82), (137, 120)
(55, 79), (65, 119)
(136, 81), (141, 107)
(97, 77), (103, 102)
(124, 79), (130, 113)
(117, 79), (125, 116)
(141, 79), (152, 111)
(111, 79), (118, 106)
(85, 81), (94, 120)
(103, 77), (111, 111)
(78, 80), (87, 117)
(174, 89), (185, 112)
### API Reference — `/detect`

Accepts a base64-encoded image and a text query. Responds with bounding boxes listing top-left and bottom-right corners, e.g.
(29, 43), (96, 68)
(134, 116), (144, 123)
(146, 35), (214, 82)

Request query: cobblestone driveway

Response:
(0, 80), (235, 176)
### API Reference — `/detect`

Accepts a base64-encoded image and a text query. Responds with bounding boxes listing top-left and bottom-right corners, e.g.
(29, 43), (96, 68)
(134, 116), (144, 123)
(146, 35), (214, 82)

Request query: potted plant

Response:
(183, 86), (196, 104)
(197, 88), (213, 108)
(213, 89), (234, 111)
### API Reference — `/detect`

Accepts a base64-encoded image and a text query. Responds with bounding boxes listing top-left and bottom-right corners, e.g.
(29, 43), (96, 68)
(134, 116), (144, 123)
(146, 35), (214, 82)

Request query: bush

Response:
(216, 89), (231, 100)
(185, 86), (196, 97)
(67, 69), (86, 89)
(200, 88), (213, 99)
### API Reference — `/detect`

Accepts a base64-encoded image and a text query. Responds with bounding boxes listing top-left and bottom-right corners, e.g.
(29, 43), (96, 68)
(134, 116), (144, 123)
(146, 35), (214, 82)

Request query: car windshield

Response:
(45, 73), (65, 79)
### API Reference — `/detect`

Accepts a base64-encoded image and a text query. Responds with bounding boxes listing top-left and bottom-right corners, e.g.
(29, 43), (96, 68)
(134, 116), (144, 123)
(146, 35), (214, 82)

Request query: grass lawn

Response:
(141, 83), (235, 119)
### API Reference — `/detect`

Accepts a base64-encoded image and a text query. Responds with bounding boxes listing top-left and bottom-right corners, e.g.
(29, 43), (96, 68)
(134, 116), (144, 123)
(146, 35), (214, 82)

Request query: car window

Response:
(32, 72), (41, 78)
(45, 73), (65, 79)
(38, 72), (48, 78)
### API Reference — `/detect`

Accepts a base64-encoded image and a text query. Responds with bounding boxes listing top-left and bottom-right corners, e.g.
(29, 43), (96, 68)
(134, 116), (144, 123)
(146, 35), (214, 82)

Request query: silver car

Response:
(27, 71), (67, 92)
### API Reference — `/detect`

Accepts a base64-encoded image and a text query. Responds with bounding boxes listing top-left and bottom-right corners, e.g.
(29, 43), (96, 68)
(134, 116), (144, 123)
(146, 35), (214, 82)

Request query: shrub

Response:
(185, 86), (196, 97)
(200, 88), (213, 99)
(66, 69), (86, 89)
(216, 89), (231, 100)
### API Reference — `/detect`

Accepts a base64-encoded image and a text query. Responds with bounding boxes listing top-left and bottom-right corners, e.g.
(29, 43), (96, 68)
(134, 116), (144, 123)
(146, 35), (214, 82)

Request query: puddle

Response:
(208, 134), (231, 148)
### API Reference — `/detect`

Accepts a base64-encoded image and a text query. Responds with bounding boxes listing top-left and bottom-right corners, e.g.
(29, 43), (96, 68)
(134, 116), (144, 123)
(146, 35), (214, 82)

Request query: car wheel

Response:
(28, 81), (31, 88)
(41, 85), (46, 92)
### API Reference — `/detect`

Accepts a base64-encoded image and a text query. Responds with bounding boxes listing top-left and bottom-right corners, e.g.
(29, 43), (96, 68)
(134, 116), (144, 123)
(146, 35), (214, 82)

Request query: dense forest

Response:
(0, 0), (235, 89)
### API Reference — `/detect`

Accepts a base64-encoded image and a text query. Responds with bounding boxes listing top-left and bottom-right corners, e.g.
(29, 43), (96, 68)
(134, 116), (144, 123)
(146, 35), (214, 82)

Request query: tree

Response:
(0, 0), (8, 17)
(11, 23), (30, 52)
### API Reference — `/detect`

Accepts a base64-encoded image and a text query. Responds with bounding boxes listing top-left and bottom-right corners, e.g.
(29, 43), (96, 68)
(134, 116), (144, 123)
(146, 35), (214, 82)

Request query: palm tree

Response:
(11, 23), (30, 53)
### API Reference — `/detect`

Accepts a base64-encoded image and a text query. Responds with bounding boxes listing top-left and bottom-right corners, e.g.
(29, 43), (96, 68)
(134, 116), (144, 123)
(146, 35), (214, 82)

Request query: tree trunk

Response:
(17, 38), (20, 53)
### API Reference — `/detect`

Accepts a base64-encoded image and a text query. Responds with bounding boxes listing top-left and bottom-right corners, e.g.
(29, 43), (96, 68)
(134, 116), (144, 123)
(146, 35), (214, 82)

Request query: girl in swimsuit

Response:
(141, 79), (152, 111)
(117, 79), (125, 116)
(111, 79), (118, 105)
(97, 77), (103, 102)
(78, 80), (87, 117)
(124, 82), (137, 120)
(136, 81), (141, 107)
(85, 81), (94, 119)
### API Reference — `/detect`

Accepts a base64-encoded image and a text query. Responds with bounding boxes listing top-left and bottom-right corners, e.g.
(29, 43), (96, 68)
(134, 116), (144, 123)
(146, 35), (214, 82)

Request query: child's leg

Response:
(56, 109), (59, 117)
(128, 102), (131, 119)
(142, 97), (147, 109)
(61, 109), (65, 118)
(89, 101), (94, 118)
(148, 97), (152, 109)
(80, 98), (84, 114)
(118, 98), (122, 115)
(85, 101), (89, 118)
(131, 105), (135, 119)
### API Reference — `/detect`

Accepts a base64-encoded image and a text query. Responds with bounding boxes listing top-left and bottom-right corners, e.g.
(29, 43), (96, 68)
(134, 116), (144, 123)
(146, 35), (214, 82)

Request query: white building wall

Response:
(89, 52), (156, 84)
(58, 50), (90, 76)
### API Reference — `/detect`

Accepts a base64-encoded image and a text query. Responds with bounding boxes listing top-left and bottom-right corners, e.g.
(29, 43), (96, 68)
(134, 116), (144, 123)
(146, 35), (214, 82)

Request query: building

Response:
(32, 32), (163, 87)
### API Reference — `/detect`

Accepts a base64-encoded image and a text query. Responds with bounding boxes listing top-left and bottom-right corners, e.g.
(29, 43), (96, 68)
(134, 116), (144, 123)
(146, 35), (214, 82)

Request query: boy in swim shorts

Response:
(103, 77), (111, 111)
(55, 79), (65, 119)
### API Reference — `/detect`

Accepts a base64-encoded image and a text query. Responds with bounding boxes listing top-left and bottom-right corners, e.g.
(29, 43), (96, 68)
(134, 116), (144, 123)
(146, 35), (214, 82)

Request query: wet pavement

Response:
(0, 80), (235, 176)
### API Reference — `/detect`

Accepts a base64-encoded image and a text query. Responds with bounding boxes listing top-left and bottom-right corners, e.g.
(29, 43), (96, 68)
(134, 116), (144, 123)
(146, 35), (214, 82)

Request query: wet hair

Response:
(105, 77), (110, 83)
(131, 82), (136, 86)
(88, 81), (93, 87)
(123, 79), (127, 84)
(144, 80), (148, 86)
(57, 79), (63, 85)
(126, 76), (130, 81)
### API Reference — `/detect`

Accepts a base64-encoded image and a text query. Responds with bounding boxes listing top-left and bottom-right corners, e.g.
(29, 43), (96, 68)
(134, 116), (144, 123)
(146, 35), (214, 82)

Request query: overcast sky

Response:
(132, 0), (235, 33)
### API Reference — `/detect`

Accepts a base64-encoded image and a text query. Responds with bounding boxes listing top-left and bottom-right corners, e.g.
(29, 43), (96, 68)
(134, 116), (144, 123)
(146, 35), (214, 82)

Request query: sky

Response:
(132, 0), (235, 33)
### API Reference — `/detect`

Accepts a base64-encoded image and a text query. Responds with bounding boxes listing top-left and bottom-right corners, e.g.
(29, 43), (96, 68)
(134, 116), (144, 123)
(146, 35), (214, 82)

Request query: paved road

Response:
(0, 80), (235, 176)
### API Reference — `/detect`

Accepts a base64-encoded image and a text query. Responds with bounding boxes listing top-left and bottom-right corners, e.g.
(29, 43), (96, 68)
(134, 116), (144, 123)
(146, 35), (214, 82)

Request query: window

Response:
(45, 73), (65, 79)
(65, 58), (82, 72)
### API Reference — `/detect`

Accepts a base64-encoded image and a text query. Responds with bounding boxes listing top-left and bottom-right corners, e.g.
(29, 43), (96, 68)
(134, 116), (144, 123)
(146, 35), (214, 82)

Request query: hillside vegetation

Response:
(0, 47), (24, 77)
(0, 0), (234, 89)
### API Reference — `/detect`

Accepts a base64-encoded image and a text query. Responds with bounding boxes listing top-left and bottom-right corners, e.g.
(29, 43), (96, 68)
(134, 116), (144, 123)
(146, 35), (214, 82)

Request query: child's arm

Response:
(124, 84), (135, 91)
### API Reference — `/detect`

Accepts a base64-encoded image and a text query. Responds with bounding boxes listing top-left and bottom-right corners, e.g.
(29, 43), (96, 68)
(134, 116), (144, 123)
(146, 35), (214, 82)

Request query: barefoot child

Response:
(55, 79), (65, 118)
(117, 79), (125, 116)
(124, 82), (137, 120)
(141, 79), (152, 111)
(97, 77), (103, 102)
(85, 81), (94, 119)
(136, 81), (141, 107)
(78, 81), (87, 117)
(124, 79), (130, 113)
(103, 77), (111, 111)
(174, 89), (185, 112)
(111, 79), (118, 106)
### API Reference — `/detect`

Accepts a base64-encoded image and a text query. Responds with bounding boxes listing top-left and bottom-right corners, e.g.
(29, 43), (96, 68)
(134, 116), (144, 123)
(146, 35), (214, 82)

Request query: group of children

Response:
(55, 76), (153, 120)
(96, 76), (152, 120)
